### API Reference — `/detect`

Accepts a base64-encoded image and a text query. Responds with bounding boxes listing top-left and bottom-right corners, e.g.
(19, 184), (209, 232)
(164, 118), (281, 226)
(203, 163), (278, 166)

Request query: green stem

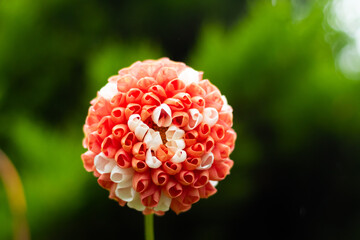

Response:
(144, 214), (154, 240)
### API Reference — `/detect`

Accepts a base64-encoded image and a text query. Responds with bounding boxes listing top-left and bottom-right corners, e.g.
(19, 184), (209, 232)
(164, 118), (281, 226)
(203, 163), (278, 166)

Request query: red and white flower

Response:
(81, 58), (236, 215)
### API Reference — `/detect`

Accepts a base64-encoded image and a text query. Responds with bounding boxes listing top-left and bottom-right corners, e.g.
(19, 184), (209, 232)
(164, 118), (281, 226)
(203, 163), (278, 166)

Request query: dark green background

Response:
(1, 0), (360, 239)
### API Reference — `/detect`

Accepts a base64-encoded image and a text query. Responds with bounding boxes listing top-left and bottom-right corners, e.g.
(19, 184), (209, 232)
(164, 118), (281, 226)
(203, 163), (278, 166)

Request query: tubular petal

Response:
(152, 104), (172, 127)
(186, 83), (206, 98)
(184, 130), (198, 147)
(156, 145), (174, 162)
(101, 135), (120, 158)
(202, 107), (219, 127)
(94, 153), (117, 174)
(98, 82), (118, 101)
(176, 170), (195, 186)
(112, 124), (129, 141)
(163, 98), (185, 112)
(213, 143), (231, 160)
(192, 170), (209, 188)
(156, 67), (178, 85)
(165, 78), (186, 96)
(117, 74), (137, 92)
(132, 142), (147, 160)
(163, 179), (183, 198)
(208, 159), (233, 181)
(81, 151), (96, 172)
(170, 198), (191, 215)
(182, 157), (201, 171)
(146, 148), (162, 169)
(170, 149), (187, 163)
(97, 116), (114, 139)
(154, 192), (171, 211)
(143, 129), (163, 150)
(204, 90), (223, 112)
(172, 112), (189, 128)
(132, 172), (151, 193)
(148, 85), (167, 100)
(127, 192), (146, 211)
(140, 184), (161, 208)
(197, 122), (211, 140)
(127, 114), (142, 132)
(121, 132), (136, 152)
(185, 108), (203, 131)
(172, 92), (192, 109)
(87, 132), (102, 154)
(151, 168), (169, 186)
(110, 166), (133, 187)
(198, 182), (217, 198)
(218, 110), (233, 129)
(125, 103), (141, 119)
(178, 187), (200, 205)
(132, 158), (149, 173)
(221, 129), (237, 152)
(186, 143), (205, 157)
(162, 161), (182, 175)
(137, 76), (156, 90)
(140, 105), (157, 122)
(166, 139), (186, 151)
(97, 173), (114, 190)
(165, 125), (185, 141)
(211, 124), (225, 141)
(134, 122), (149, 141)
(115, 148), (132, 168)
(115, 185), (135, 202)
(178, 67), (201, 86)
(197, 152), (214, 170)
(111, 107), (126, 124)
(203, 136), (215, 152)
(110, 92), (126, 108)
(141, 92), (161, 106)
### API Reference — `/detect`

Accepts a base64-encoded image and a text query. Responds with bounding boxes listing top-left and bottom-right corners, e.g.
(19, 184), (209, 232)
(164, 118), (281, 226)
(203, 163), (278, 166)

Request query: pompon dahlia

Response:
(81, 58), (236, 215)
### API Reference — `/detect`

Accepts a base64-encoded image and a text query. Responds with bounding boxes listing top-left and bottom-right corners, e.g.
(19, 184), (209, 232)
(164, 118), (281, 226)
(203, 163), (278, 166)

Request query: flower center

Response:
(152, 125), (168, 144)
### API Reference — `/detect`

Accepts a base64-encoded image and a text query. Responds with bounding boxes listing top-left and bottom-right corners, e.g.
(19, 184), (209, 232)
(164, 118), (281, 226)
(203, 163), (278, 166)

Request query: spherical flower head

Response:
(81, 58), (236, 215)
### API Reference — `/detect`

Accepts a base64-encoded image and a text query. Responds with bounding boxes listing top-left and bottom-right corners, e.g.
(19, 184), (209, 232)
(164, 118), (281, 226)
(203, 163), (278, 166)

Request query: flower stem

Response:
(144, 214), (154, 240)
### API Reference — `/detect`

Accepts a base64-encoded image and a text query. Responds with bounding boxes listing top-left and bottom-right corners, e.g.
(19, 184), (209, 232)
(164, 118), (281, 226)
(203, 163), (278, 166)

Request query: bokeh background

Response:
(1, 0), (360, 239)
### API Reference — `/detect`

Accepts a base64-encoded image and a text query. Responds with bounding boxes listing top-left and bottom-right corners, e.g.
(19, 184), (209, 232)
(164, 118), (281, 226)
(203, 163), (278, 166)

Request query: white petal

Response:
(185, 108), (203, 131)
(170, 149), (187, 163)
(94, 152), (116, 174)
(110, 166), (134, 188)
(210, 180), (218, 187)
(196, 152), (214, 170)
(178, 67), (200, 86)
(166, 139), (185, 150)
(143, 129), (163, 150)
(154, 192), (171, 212)
(127, 192), (146, 211)
(165, 125), (185, 141)
(98, 82), (118, 100)
(152, 104), (172, 127)
(202, 107), (219, 127)
(221, 95), (232, 112)
(134, 122), (149, 141)
(146, 148), (162, 169)
(128, 114), (142, 132)
(115, 185), (135, 202)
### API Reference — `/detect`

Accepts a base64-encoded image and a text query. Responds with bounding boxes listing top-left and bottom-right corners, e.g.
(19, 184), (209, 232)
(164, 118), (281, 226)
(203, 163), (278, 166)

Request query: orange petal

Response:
(97, 173), (114, 190)
(126, 88), (144, 104)
(111, 107), (126, 124)
(81, 151), (96, 172)
(132, 158), (149, 173)
(213, 143), (231, 160)
(163, 179), (183, 198)
(108, 184), (127, 206)
(141, 105), (156, 122)
(172, 112), (189, 128)
(117, 74), (137, 92)
(141, 184), (161, 208)
(163, 98), (185, 112)
(170, 198), (191, 215)
(198, 182), (217, 198)
(185, 143), (205, 157)
(192, 170), (209, 188)
(97, 116), (114, 139)
(115, 148), (131, 168)
(204, 90), (223, 111)
(132, 142), (147, 160)
(156, 144), (174, 162)
(125, 103), (141, 119)
(221, 129), (237, 153)
(182, 157), (201, 171)
(110, 92), (126, 108)
(208, 159), (233, 181)
(112, 124), (129, 141)
(137, 76), (157, 90)
(198, 79), (219, 94)
(87, 132), (102, 154)
(121, 132), (136, 152)
(211, 124), (225, 141)
(218, 110), (233, 129)
(197, 122), (210, 140)
(172, 92), (192, 109)
(165, 78), (186, 97)
(148, 85), (167, 100)
(156, 67), (178, 85)
(190, 96), (205, 112)
(203, 136), (215, 152)
(151, 168), (169, 186)
(177, 187), (200, 205)
(101, 135), (121, 158)
(141, 92), (161, 106)
(186, 82), (206, 97)
(175, 170), (195, 186)
(162, 161), (182, 175)
(184, 130), (198, 147)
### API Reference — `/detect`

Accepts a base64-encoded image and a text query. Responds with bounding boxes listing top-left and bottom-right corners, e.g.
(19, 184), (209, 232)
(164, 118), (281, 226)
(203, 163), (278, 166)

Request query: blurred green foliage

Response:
(0, 0), (360, 239)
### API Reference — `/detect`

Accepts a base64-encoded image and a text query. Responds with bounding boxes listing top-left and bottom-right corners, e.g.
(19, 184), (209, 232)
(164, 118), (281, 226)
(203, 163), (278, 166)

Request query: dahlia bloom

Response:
(81, 58), (236, 215)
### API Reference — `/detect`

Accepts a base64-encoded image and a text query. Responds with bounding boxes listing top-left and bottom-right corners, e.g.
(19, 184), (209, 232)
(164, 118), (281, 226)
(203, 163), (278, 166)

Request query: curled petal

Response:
(198, 182), (218, 199)
(156, 145), (174, 162)
(211, 124), (225, 142)
(141, 184), (161, 208)
(137, 76), (156, 90)
(176, 170), (195, 186)
(151, 168), (169, 186)
(163, 98), (185, 112)
(208, 159), (234, 181)
(178, 67), (201, 86)
(97, 116), (114, 139)
(152, 104), (172, 127)
(146, 148), (162, 169)
(109, 184), (126, 206)
(221, 129), (237, 152)
(172, 92), (192, 109)
(204, 90), (223, 111)
(111, 107), (126, 124)
(127, 114), (142, 132)
(87, 132), (102, 154)
(190, 96), (205, 112)
(143, 129), (163, 150)
(178, 187), (200, 205)
(154, 192), (171, 212)
(165, 125), (185, 141)
(98, 82), (118, 101)
(162, 161), (182, 175)
(117, 74), (137, 92)
(203, 136), (215, 152)
(156, 67), (178, 85)
(213, 143), (231, 160)
(182, 157), (201, 170)
(127, 192), (146, 211)
(94, 152), (116, 174)
(132, 142), (147, 160)
(221, 95), (233, 112)
(198, 79), (220, 94)
(134, 122), (149, 141)
(115, 148), (132, 168)
(184, 130), (198, 147)
(166, 139), (186, 151)
(192, 170), (209, 188)
(110, 166), (134, 187)
(112, 124), (129, 141)
(186, 82), (206, 98)
(125, 103), (141, 119)
(163, 179), (183, 198)
(81, 151), (96, 172)
(110, 92), (126, 108)
(218, 110), (233, 129)
(121, 132), (136, 152)
(165, 78), (186, 97)
(184, 108), (203, 131)
(170, 149), (187, 163)
(97, 173), (114, 190)
(141, 105), (156, 122)
(132, 158), (149, 173)
(115, 185), (135, 202)
(186, 143), (205, 157)
(92, 97), (112, 118)
(101, 135), (121, 158)
(148, 85), (167, 100)
(170, 198), (191, 215)
(203, 107), (219, 127)
(172, 112), (189, 128)
(141, 92), (161, 106)
(132, 172), (151, 193)
(197, 122), (211, 140)
(196, 152), (214, 170)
